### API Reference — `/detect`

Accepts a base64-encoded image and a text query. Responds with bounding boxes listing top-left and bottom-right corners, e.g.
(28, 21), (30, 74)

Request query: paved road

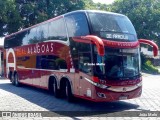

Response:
(0, 73), (160, 120)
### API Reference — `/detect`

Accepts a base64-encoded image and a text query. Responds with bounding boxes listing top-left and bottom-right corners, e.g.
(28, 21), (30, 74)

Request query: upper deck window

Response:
(65, 13), (89, 37)
(48, 18), (67, 41)
(88, 12), (137, 41)
(28, 27), (37, 44)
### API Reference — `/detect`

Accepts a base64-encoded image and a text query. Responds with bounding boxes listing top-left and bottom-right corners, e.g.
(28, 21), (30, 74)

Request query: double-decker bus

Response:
(4, 10), (158, 102)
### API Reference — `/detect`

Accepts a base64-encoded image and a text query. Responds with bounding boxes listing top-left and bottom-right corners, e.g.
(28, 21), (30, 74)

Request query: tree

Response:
(0, 0), (86, 36)
(0, 0), (21, 36)
(83, 0), (110, 11)
(16, 0), (86, 27)
(110, 0), (160, 46)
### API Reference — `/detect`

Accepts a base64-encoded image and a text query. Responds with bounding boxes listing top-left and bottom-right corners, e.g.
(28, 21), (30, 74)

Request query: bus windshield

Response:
(93, 47), (140, 79)
(88, 12), (137, 41)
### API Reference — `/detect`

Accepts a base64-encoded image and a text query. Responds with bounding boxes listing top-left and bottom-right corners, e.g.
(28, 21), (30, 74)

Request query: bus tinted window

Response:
(41, 23), (48, 41)
(65, 13), (89, 37)
(17, 56), (36, 68)
(22, 31), (28, 45)
(4, 31), (28, 48)
(28, 27), (37, 44)
(5, 36), (20, 48)
(48, 18), (67, 41)
(36, 26), (43, 42)
(36, 23), (48, 42)
(16, 32), (27, 46)
(4, 37), (16, 48)
(88, 12), (137, 41)
(39, 55), (67, 70)
(78, 43), (92, 74)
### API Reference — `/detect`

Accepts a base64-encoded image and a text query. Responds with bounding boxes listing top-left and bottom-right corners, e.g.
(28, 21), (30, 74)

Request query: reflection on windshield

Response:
(88, 12), (137, 41)
(89, 12), (136, 34)
(94, 47), (140, 78)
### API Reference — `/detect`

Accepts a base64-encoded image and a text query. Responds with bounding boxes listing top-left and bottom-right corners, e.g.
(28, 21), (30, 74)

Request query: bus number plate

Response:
(119, 96), (128, 100)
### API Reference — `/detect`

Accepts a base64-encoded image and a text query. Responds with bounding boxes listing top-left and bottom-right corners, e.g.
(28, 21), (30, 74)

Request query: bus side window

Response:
(79, 53), (91, 73)
(36, 26), (43, 42)
(65, 13), (89, 37)
(37, 23), (49, 42)
(16, 31), (28, 46)
(21, 31), (28, 45)
(78, 43), (92, 74)
(28, 27), (37, 44)
(4, 36), (16, 48)
(40, 55), (57, 70)
(40, 55), (67, 70)
(48, 18), (67, 41)
(41, 23), (49, 41)
(4, 34), (24, 48)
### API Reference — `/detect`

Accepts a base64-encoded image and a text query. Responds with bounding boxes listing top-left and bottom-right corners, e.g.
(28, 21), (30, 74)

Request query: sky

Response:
(92, 0), (115, 4)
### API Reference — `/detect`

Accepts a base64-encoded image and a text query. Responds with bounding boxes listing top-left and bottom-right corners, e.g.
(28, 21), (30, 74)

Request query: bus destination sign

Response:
(106, 33), (129, 40)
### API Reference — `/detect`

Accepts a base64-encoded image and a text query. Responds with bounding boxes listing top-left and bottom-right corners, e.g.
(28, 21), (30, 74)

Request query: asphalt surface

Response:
(0, 73), (160, 120)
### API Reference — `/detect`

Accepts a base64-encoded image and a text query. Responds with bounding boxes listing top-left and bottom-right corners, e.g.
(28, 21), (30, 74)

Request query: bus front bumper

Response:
(92, 86), (142, 102)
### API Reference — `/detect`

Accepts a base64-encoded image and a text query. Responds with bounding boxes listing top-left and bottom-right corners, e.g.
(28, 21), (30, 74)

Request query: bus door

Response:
(65, 12), (93, 96)
(77, 43), (93, 97)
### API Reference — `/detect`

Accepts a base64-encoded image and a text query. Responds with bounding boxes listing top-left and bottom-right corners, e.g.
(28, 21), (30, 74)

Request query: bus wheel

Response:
(15, 73), (20, 87)
(65, 81), (74, 102)
(51, 79), (59, 98)
(10, 73), (15, 85)
(8, 71), (12, 81)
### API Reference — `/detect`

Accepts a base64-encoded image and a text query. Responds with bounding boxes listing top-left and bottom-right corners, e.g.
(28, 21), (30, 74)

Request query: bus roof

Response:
(5, 15), (63, 39)
(64, 10), (125, 17)
(5, 10), (125, 39)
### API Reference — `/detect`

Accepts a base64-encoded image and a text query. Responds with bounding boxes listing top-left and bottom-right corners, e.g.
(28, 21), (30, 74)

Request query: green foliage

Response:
(18, 0), (85, 28)
(83, 0), (97, 9)
(110, 0), (160, 47)
(0, 0), (86, 36)
(141, 53), (159, 74)
(83, 0), (111, 11)
(0, 0), (21, 36)
(142, 60), (159, 74)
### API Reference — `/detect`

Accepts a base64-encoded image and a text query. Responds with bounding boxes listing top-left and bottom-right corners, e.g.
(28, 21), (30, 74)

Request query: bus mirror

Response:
(73, 35), (105, 56)
(139, 39), (159, 57)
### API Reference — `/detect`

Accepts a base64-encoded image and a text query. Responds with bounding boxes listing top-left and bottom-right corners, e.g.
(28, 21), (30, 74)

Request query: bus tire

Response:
(50, 79), (59, 98)
(14, 73), (20, 87)
(66, 81), (74, 102)
(10, 72), (15, 85)
(8, 71), (12, 80)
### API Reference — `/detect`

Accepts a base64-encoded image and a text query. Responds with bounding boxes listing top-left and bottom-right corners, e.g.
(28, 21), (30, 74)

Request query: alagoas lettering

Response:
(30, 47), (33, 54)
(28, 47), (30, 54)
(51, 43), (54, 52)
(41, 45), (45, 53)
(34, 46), (37, 53)
(36, 44), (40, 53)
(27, 43), (54, 54)
(46, 44), (49, 52)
